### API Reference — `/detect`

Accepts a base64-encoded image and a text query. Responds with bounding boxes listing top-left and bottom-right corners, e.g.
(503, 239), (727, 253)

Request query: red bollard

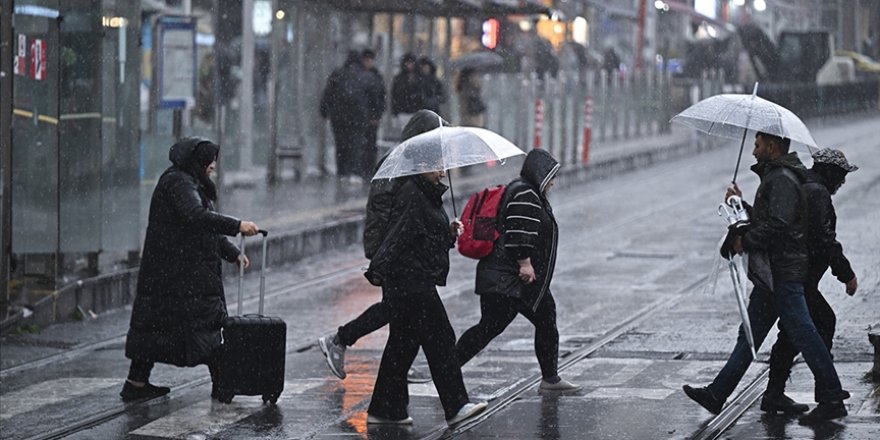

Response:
(534, 98), (544, 149)
(582, 96), (593, 165)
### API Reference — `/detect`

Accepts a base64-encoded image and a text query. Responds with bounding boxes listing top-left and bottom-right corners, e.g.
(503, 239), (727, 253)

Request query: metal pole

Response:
(266, 0), (280, 185)
(240, 0), (255, 170)
(0, 0), (14, 317)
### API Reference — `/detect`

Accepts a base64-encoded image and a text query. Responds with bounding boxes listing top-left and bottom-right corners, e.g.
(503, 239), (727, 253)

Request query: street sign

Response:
(157, 17), (196, 109)
(30, 38), (47, 81)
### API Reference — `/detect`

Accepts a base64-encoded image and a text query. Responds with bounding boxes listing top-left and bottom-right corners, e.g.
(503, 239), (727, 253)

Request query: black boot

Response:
(120, 381), (171, 402)
(682, 385), (723, 415)
(760, 392), (809, 414)
(798, 401), (847, 425)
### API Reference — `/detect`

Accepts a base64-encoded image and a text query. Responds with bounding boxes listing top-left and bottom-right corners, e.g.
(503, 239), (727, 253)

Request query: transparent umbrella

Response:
(372, 125), (525, 216)
(671, 83), (818, 184)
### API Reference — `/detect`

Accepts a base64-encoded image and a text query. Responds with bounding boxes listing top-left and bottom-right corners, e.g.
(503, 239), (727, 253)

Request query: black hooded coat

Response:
(125, 137), (241, 367)
(475, 149), (560, 311)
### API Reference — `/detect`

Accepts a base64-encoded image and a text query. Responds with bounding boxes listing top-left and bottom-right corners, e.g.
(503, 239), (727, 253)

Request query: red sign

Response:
(14, 35), (27, 76)
(31, 39), (47, 81)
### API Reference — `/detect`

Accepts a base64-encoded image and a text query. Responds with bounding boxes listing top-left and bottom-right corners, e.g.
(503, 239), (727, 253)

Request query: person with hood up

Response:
(362, 138), (487, 427)
(318, 110), (447, 382)
(390, 53), (426, 124)
(683, 132), (850, 425)
(320, 50), (373, 183)
(418, 56), (446, 115)
(122, 137), (260, 402)
(456, 67), (486, 128)
(761, 148), (859, 417)
(455, 149), (582, 393)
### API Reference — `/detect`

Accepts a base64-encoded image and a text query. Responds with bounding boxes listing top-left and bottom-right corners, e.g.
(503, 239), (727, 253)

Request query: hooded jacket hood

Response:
(169, 136), (214, 168)
(400, 109), (449, 142)
(520, 149), (560, 195)
(751, 152), (806, 177)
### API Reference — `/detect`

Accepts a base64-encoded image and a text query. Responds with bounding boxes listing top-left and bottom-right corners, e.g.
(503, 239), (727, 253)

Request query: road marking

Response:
(583, 387), (675, 400)
(129, 398), (266, 439)
(564, 358), (653, 386)
(0, 378), (120, 421)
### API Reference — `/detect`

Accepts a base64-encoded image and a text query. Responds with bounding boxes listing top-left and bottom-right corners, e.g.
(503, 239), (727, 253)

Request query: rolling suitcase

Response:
(216, 230), (286, 404)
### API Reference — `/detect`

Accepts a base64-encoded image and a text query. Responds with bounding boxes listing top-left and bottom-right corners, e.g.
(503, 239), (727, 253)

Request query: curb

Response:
(1, 135), (712, 335)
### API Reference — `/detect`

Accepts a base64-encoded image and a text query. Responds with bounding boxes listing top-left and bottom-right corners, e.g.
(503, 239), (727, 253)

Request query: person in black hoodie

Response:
(362, 150), (487, 427)
(122, 137), (260, 402)
(762, 148), (859, 413)
(683, 133), (850, 425)
(318, 110), (447, 381)
(455, 149), (581, 393)
(391, 53), (425, 118)
(320, 50), (373, 182)
(418, 56), (446, 115)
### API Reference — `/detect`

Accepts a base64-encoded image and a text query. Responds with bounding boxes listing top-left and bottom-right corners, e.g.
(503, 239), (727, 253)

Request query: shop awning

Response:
(318, 0), (550, 18)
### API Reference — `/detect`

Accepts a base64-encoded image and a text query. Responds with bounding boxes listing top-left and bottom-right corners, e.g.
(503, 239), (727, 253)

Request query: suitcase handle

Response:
(238, 230), (269, 316)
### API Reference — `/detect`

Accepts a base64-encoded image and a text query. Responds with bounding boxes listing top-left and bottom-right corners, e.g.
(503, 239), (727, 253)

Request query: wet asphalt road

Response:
(2, 114), (879, 439)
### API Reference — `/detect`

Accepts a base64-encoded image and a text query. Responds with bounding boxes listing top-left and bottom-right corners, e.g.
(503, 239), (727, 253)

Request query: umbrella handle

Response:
(447, 171), (458, 218)
(732, 127), (749, 185)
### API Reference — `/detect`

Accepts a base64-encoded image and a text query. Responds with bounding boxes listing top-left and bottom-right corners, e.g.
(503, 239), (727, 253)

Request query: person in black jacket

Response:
(418, 56), (446, 115)
(320, 50), (373, 182)
(318, 110), (447, 381)
(391, 53), (425, 118)
(455, 149), (581, 393)
(683, 133), (850, 425)
(122, 137), (260, 402)
(763, 148), (859, 412)
(361, 49), (386, 179)
(362, 158), (487, 426)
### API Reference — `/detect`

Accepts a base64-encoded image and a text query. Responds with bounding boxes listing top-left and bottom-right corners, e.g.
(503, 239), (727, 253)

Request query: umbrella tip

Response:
(752, 82), (759, 96)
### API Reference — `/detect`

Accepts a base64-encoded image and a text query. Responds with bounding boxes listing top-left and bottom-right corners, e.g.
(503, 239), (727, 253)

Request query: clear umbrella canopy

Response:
(670, 92), (818, 149)
(372, 126), (525, 180)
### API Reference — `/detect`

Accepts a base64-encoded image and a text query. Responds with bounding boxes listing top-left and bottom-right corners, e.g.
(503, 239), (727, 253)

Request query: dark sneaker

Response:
(447, 402), (488, 427)
(318, 333), (346, 379)
(366, 414), (414, 425)
(407, 366), (432, 384)
(683, 385), (723, 415)
(798, 401), (847, 425)
(760, 392), (809, 414)
(120, 381), (170, 402)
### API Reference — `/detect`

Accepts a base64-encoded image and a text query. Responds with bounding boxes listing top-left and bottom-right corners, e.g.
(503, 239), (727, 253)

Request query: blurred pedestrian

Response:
(418, 56), (446, 115)
(762, 148), (859, 415)
(318, 110), (448, 383)
(391, 53), (425, 132)
(455, 149), (581, 393)
(361, 49), (387, 179)
(320, 50), (372, 184)
(361, 145), (487, 426)
(683, 132), (850, 425)
(456, 68), (486, 128)
(122, 137), (260, 402)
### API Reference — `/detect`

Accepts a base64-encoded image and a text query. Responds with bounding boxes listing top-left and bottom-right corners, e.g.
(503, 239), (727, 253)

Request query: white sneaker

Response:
(317, 333), (346, 379)
(447, 401), (488, 426)
(539, 377), (582, 393)
(366, 414), (414, 425)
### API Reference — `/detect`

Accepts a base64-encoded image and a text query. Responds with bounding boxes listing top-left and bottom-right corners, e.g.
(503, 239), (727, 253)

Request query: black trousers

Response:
(456, 293), (559, 380)
(330, 121), (368, 178)
(127, 352), (220, 384)
(766, 282), (836, 395)
(337, 299), (390, 347)
(368, 282), (469, 421)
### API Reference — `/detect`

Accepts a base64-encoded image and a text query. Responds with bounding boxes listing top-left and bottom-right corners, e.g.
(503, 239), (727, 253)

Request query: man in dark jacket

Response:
(454, 149), (581, 393)
(391, 53), (426, 117)
(683, 133), (850, 425)
(123, 137), (260, 401)
(318, 110), (447, 381)
(763, 148), (859, 413)
(320, 50), (373, 182)
(418, 56), (446, 115)
(363, 166), (487, 426)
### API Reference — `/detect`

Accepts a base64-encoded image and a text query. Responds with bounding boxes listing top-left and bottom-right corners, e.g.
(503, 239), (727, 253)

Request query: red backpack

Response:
(458, 185), (507, 259)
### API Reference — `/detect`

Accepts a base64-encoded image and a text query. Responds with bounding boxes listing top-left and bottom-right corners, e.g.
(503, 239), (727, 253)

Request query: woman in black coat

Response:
(364, 169), (486, 427)
(456, 149), (581, 392)
(122, 137), (260, 401)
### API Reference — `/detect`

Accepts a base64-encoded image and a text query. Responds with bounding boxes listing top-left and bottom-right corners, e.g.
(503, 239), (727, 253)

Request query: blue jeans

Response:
(707, 282), (846, 403)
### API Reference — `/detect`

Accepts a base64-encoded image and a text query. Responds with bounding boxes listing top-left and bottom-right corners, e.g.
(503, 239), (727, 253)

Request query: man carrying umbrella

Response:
(683, 132), (850, 425)
(762, 148), (859, 423)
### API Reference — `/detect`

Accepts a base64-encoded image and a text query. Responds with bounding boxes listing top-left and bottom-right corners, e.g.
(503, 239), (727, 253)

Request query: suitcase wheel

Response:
(262, 394), (278, 405)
